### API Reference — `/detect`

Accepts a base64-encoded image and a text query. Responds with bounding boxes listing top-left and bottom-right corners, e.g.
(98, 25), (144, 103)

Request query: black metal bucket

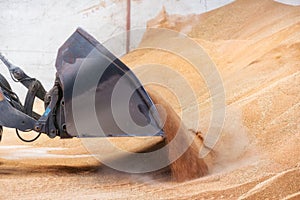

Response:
(55, 28), (164, 138)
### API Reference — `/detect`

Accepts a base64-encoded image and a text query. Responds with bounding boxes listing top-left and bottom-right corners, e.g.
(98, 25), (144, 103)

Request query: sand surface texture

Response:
(1, 0), (300, 199)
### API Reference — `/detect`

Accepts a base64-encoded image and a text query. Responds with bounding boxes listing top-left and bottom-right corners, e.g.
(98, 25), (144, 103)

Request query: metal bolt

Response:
(35, 125), (41, 131)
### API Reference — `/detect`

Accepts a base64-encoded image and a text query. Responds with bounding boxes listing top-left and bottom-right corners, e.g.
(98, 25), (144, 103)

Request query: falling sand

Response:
(146, 87), (208, 182)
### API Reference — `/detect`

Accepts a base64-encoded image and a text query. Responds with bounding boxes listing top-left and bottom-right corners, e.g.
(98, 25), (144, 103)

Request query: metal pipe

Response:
(126, 0), (131, 53)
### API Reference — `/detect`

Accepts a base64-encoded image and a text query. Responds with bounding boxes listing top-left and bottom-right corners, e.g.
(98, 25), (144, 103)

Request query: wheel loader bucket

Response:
(55, 28), (164, 138)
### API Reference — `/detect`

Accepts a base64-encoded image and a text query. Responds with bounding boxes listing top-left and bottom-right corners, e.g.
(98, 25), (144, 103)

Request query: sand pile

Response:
(1, 0), (300, 199)
(121, 0), (300, 197)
